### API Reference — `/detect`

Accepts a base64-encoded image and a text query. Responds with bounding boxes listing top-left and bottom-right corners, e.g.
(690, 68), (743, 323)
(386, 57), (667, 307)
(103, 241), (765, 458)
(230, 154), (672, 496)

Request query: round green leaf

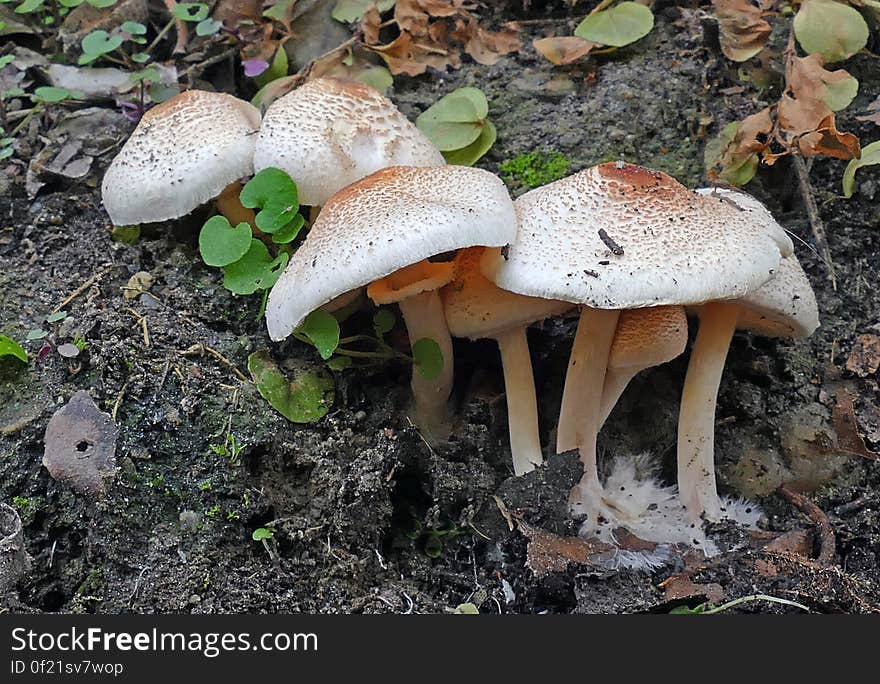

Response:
(252, 527), (274, 541)
(32, 86), (75, 103)
(196, 18), (222, 36)
(171, 2), (209, 22)
(0, 334), (27, 363)
(222, 239), (272, 295)
(416, 88), (489, 151)
(247, 350), (335, 424)
(81, 30), (123, 57)
(793, 0), (869, 64)
(327, 356), (352, 371)
(442, 120), (497, 166)
(298, 309), (340, 360)
(14, 0), (43, 14)
(842, 140), (880, 199)
(574, 2), (654, 48)
(270, 213), (305, 244)
(412, 337), (444, 380)
(121, 21), (146, 34)
(199, 215), (252, 267)
(823, 73), (858, 112)
(240, 168), (300, 234)
(373, 309), (396, 337)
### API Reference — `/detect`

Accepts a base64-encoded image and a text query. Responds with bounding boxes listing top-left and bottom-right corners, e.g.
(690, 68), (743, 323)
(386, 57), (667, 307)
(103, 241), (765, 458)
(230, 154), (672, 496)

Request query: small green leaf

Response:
(327, 356), (352, 371)
(823, 73), (858, 112)
(842, 140), (880, 198)
(222, 240), (288, 295)
(130, 67), (161, 84)
(33, 86), (75, 103)
(453, 603), (480, 615)
(669, 604), (706, 615)
(80, 30), (123, 61)
(252, 527), (274, 541)
(416, 87), (489, 151)
(255, 47), (288, 89)
(270, 214), (305, 244)
(149, 83), (178, 103)
(14, 0), (43, 14)
(199, 215), (253, 267)
(240, 167), (300, 233)
(26, 328), (48, 340)
(299, 309), (340, 360)
(121, 21), (146, 34)
(0, 334), (27, 362)
(793, 0), (869, 63)
(0, 55), (15, 69)
(373, 309), (396, 338)
(331, 0), (395, 23)
(87, 0), (118, 7)
(247, 350), (335, 423)
(442, 120), (496, 166)
(196, 18), (222, 36)
(412, 337), (444, 380)
(131, 52), (150, 64)
(46, 311), (67, 324)
(171, 2), (209, 22)
(0, 147), (13, 161)
(574, 2), (654, 48)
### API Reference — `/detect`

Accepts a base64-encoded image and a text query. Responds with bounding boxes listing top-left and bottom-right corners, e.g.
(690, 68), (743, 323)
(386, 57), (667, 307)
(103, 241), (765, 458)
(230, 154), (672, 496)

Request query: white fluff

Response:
(578, 453), (762, 561)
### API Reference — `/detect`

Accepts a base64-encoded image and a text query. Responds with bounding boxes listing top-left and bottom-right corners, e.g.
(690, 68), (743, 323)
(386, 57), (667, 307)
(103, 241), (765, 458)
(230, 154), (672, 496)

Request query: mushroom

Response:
(265, 165), (516, 440)
(481, 162), (793, 519)
(101, 90), (261, 226)
(253, 77), (445, 209)
(442, 247), (573, 475)
(676, 188), (819, 520)
(598, 306), (688, 427)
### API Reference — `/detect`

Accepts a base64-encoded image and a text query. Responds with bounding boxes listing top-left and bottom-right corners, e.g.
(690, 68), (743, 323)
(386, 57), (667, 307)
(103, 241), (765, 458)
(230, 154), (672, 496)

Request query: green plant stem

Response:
(700, 594), (809, 614)
(147, 18), (176, 54)
(11, 105), (41, 137)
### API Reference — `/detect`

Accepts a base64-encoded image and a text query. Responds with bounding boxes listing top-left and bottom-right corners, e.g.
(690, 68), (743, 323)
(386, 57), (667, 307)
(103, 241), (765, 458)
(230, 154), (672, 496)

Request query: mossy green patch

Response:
(499, 151), (571, 190)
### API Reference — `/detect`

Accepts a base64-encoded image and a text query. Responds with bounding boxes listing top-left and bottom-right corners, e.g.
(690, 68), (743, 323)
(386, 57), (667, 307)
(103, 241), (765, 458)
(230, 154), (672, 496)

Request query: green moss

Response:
(500, 151), (571, 190)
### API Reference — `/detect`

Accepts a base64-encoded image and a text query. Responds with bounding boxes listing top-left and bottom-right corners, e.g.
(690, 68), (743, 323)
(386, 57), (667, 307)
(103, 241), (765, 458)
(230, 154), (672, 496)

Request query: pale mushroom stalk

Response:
(598, 367), (641, 427)
(397, 290), (454, 440)
(677, 301), (738, 520)
(495, 325), (543, 475)
(559, 307), (620, 513)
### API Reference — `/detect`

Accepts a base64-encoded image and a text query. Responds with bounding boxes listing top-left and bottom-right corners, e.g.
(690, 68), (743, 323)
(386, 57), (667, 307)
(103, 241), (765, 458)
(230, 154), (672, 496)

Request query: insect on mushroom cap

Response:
(264, 165), (517, 342)
(481, 162), (794, 310)
(253, 77), (445, 207)
(101, 90), (261, 226)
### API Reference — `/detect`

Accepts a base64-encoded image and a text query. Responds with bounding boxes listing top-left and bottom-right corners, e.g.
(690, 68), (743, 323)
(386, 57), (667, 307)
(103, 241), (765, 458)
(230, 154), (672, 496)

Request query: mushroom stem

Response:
(598, 366), (641, 428)
(557, 307), (620, 514)
(216, 182), (256, 228)
(398, 290), (454, 443)
(494, 325), (543, 476)
(677, 301), (739, 521)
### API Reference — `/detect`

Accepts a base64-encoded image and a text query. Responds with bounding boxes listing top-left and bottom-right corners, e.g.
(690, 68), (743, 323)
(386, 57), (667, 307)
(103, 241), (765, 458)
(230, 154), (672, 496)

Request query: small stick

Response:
(162, 0), (189, 55)
(792, 155), (836, 290)
(179, 344), (249, 382)
(51, 266), (112, 313)
(597, 228), (624, 256)
(779, 485), (836, 565)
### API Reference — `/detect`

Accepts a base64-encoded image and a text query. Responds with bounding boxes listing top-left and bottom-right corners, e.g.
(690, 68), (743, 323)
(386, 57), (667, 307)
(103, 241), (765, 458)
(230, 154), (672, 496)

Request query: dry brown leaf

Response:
(451, 17), (521, 66)
(831, 385), (877, 460)
(660, 573), (725, 603)
(366, 31), (460, 75)
(361, 4), (382, 45)
(846, 334), (880, 378)
(395, 0), (431, 36)
(762, 529), (814, 557)
(533, 36), (599, 65)
(519, 521), (616, 577)
(713, 0), (772, 62)
(214, 0), (263, 29)
(798, 113), (861, 159)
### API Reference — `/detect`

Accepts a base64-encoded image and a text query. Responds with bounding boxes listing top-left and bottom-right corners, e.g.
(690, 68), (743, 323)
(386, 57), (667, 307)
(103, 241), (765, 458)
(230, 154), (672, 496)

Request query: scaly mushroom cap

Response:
(482, 162), (794, 308)
(693, 188), (819, 338)
(253, 78), (445, 207)
(265, 166), (517, 341)
(443, 248), (573, 339)
(609, 306), (688, 369)
(101, 90), (260, 225)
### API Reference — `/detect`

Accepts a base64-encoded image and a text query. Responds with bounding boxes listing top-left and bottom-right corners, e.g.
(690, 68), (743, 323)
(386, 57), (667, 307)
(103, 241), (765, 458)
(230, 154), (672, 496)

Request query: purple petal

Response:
(242, 59), (269, 78)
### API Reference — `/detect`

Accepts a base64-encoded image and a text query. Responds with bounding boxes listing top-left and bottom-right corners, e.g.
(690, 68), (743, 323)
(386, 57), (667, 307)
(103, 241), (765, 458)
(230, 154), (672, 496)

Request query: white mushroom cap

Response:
(265, 165), (517, 341)
(695, 188), (819, 338)
(443, 248), (573, 340)
(101, 90), (260, 226)
(253, 78), (445, 207)
(482, 162), (794, 309)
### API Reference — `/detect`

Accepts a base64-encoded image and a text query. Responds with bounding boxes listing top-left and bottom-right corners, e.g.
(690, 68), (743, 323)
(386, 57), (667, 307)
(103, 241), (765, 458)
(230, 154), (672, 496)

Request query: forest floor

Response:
(1, 1), (879, 614)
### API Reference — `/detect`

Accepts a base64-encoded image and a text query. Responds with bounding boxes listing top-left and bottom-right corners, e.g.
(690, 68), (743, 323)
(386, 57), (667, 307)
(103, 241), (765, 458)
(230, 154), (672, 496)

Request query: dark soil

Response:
(1, 1), (879, 614)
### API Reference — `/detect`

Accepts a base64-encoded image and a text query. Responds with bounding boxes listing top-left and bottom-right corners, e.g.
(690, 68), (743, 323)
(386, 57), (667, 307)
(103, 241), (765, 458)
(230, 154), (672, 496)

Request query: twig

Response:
(181, 45), (240, 79)
(163, 0), (189, 55)
(179, 344), (249, 382)
(51, 265), (112, 313)
(112, 376), (138, 422)
(792, 156), (836, 290)
(779, 485), (836, 565)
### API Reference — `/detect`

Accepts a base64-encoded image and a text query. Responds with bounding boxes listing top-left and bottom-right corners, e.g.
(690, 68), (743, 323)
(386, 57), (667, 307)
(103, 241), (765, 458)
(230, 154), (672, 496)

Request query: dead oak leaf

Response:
(366, 31), (460, 75)
(713, 0), (772, 62)
(519, 521), (617, 577)
(797, 114), (861, 160)
(855, 94), (880, 126)
(533, 36), (599, 65)
(846, 334), (880, 378)
(451, 16), (521, 66)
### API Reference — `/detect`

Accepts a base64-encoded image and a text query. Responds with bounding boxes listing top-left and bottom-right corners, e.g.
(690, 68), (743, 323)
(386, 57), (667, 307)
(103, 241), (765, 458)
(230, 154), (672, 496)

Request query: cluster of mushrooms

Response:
(101, 78), (819, 551)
